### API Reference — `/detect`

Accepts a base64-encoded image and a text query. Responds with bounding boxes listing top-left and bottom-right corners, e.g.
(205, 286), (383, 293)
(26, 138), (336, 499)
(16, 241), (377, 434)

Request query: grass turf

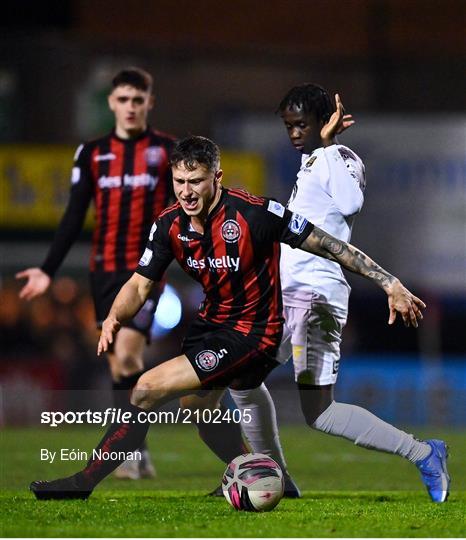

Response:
(1, 425), (465, 537)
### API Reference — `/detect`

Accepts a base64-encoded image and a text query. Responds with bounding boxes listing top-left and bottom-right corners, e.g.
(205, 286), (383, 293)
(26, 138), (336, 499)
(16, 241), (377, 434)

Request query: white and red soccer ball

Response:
(222, 453), (284, 512)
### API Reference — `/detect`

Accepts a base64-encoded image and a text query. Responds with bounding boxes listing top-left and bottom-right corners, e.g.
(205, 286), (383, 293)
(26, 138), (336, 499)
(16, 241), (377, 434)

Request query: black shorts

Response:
(89, 271), (164, 340)
(182, 318), (279, 390)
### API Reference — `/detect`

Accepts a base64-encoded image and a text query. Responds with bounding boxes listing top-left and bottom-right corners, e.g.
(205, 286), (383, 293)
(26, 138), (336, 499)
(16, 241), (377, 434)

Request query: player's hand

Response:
(97, 316), (121, 355)
(386, 280), (426, 328)
(320, 93), (355, 146)
(15, 267), (51, 300)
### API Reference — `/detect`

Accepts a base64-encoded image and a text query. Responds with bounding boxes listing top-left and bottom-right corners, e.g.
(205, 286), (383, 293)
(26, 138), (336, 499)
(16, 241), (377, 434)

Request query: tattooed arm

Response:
(299, 226), (426, 327)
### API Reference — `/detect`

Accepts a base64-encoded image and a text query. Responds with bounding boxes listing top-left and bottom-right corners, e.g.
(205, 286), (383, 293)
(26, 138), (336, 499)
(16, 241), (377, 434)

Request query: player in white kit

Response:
(279, 84), (363, 387)
(274, 83), (449, 502)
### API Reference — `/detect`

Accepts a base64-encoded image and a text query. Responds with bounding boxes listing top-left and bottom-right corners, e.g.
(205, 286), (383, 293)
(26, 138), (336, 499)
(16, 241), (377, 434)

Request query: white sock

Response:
(229, 384), (288, 473)
(313, 401), (431, 463)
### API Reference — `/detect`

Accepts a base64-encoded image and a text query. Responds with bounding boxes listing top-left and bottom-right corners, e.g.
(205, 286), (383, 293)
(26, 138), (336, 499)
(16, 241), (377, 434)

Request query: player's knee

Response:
(300, 397), (327, 428)
(297, 379), (333, 428)
(130, 382), (153, 409)
(295, 370), (315, 386)
(116, 353), (143, 376)
(302, 407), (326, 428)
(131, 375), (169, 410)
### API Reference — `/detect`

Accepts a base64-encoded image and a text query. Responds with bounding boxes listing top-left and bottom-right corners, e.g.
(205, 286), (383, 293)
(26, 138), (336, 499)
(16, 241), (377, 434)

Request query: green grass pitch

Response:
(1, 425), (465, 537)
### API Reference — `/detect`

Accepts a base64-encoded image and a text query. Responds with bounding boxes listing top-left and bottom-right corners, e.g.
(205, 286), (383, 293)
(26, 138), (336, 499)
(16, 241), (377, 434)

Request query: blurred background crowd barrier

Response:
(1, 0), (465, 426)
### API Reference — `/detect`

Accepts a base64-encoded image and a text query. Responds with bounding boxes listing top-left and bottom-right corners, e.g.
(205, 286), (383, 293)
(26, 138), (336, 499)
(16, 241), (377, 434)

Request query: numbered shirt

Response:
(281, 144), (366, 309)
(137, 188), (314, 349)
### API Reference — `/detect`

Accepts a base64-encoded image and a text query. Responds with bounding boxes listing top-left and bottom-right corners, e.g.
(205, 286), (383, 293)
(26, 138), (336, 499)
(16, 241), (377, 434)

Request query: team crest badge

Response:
(145, 146), (164, 166)
(195, 350), (219, 371)
(221, 220), (241, 243)
(305, 156), (317, 169)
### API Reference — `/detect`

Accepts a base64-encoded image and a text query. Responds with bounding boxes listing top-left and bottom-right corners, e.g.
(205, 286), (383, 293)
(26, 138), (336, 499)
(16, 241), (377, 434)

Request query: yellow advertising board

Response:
(0, 145), (90, 229)
(221, 152), (265, 194)
(0, 145), (265, 229)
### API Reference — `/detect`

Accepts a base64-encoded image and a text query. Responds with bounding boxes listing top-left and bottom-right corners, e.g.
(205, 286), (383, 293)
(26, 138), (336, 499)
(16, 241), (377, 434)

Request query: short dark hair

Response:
(278, 83), (334, 123)
(170, 136), (220, 172)
(111, 67), (153, 93)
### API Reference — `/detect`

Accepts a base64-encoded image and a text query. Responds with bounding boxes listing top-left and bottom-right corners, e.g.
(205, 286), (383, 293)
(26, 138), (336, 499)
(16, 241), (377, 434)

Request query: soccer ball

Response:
(222, 453), (284, 512)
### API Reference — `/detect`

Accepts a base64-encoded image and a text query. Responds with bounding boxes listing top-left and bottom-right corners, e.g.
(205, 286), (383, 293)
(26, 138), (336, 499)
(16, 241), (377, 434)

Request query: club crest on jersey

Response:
(195, 350), (223, 371)
(304, 156), (317, 170)
(221, 220), (241, 243)
(145, 146), (164, 166)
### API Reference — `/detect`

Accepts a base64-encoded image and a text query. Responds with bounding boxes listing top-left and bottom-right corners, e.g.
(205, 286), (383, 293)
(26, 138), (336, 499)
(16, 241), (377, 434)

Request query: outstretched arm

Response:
(97, 272), (155, 355)
(299, 226), (426, 327)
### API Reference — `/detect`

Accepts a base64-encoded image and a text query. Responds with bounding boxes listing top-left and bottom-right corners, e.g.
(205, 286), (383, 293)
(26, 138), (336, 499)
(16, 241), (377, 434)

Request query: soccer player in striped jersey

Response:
(16, 67), (172, 479)
(30, 135), (428, 500)
(16, 69), (250, 482)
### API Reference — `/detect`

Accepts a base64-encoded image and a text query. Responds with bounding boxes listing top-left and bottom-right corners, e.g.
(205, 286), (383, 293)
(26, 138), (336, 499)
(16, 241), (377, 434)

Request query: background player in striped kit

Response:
(15, 68), (250, 482)
(16, 67), (172, 479)
(29, 135), (431, 501)
(276, 84), (448, 502)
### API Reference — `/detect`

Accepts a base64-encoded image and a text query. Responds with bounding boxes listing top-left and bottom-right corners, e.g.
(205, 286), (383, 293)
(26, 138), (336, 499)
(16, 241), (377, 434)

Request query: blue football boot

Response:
(416, 439), (450, 503)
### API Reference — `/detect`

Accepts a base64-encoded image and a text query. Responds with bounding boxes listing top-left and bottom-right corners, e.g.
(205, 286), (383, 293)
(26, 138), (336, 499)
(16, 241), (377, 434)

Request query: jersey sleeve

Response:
(322, 145), (365, 216)
(254, 198), (314, 248)
(135, 217), (174, 282)
(41, 143), (94, 277)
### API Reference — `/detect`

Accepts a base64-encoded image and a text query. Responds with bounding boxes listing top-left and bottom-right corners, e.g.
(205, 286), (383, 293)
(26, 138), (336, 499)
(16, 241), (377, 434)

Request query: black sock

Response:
(112, 371), (148, 452)
(194, 405), (249, 464)
(81, 403), (149, 487)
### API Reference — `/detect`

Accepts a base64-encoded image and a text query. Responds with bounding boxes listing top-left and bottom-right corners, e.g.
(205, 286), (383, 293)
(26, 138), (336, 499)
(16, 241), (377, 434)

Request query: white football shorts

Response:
(277, 304), (348, 385)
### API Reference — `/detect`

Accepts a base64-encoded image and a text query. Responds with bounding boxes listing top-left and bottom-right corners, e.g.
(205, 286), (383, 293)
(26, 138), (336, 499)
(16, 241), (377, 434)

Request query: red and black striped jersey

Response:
(136, 188), (314, 349)
(41, 128), (175, 276)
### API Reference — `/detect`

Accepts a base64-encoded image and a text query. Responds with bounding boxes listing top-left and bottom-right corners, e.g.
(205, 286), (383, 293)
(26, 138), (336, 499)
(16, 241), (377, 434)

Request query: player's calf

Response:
(31, 403), (150, 499)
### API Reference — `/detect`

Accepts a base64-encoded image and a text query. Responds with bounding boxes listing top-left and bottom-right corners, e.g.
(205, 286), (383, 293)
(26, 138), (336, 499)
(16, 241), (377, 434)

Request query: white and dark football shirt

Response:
(280, 144), (365, 310)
